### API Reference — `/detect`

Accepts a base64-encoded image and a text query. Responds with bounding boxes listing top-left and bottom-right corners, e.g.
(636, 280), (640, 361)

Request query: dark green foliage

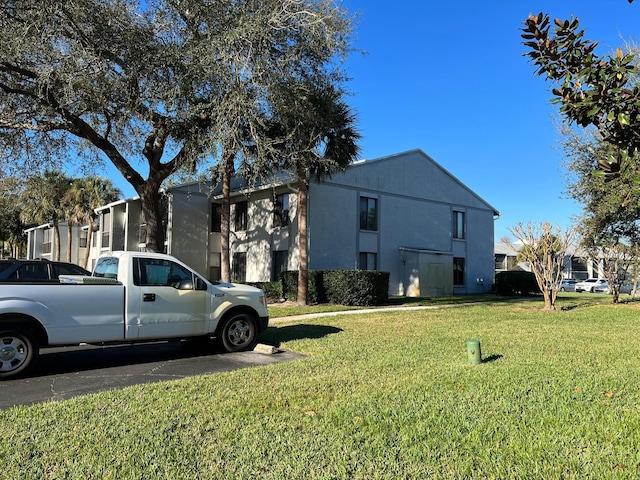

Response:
(280, 270), (326, 304)
(280, 270), (390, 306)
(250, 281), (283, 301)
(495, 271), (540, 295)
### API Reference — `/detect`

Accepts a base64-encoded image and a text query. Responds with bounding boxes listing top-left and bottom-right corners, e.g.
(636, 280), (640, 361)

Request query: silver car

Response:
(559, 279), (577, 292)
(619, 282), (640, 295)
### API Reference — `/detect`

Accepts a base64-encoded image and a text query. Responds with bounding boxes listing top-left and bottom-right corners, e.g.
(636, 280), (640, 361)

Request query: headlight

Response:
(259, 295), (267, 308)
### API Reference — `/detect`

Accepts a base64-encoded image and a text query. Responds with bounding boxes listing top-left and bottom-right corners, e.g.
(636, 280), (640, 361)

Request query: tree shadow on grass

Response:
(261, 324), (342, 347)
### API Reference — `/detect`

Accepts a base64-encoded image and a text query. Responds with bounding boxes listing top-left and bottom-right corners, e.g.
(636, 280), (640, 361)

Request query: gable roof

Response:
(328, 148), (500, 216)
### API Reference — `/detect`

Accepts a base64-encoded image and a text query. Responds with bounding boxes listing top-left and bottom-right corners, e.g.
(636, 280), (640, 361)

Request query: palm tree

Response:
(66, 177), (121, 269)
(20, 171), (71, 261)
(269, 82), (361, 305)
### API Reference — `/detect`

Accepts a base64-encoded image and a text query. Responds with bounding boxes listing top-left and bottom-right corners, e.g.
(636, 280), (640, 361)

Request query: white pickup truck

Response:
(0, 251), (269, 379)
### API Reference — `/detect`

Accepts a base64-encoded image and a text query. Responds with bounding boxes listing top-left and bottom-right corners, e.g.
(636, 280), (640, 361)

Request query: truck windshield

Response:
(93, 257), (119, 279)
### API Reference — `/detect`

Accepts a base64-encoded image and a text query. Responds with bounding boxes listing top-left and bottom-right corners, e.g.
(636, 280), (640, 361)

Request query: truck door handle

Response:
(143, 293), (156, 302)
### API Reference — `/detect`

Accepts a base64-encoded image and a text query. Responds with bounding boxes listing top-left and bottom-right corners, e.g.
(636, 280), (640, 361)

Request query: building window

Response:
(102, 211), (111, 248)
(232, 252), (247, 282)
(211, 203), (222, 233)
(138, 224), (147, 248)
(42, 229), (52, 254)
(571, 257), (589, 273)
(453, 257), (465, 285)
(234, 201), (248, 231)
(453, 211), (465, 240)
(273, 193), (290, 228)
(272, 250), (288, 281)
(359, 252), (377, 270)
(79, 229), (88, 249)
(209, 253), (221, 282)
(360, 197), (378, 231)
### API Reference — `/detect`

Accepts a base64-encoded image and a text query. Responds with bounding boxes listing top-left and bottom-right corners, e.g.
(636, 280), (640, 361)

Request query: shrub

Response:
(280, 270), (389, 306)
(250, 281), (282, 301)
(495, 270), (540, 295)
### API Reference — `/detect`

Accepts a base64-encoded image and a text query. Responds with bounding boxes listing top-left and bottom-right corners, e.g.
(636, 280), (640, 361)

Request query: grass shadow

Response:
(481, 354), (503, 364)
(262, 324), (342, 347)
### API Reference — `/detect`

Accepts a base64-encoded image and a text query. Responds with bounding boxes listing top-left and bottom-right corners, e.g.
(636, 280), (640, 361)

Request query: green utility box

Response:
(466, 339), (482, 365)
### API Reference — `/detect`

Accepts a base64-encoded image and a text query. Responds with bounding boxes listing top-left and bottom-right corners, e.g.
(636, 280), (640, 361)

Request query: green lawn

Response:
(1, 294), (639, 479)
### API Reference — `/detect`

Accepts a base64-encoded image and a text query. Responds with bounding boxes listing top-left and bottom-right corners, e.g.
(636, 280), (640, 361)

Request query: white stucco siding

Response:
(227, 190), (285, 282)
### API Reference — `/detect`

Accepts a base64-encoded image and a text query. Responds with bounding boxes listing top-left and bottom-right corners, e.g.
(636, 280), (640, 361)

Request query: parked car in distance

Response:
(619, 282), (640, 295)
(574, 278), (607, 293)
(0, 259), (90, 282)
(559, 279), (577, 292)
(592, 282), (610, 294)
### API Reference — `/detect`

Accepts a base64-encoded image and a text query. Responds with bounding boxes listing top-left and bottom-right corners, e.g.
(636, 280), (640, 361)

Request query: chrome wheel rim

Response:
(0, 336), (28, 373)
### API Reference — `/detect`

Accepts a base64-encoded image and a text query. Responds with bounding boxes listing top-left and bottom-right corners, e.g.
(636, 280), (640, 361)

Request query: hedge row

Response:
(280, 270), (390, 306)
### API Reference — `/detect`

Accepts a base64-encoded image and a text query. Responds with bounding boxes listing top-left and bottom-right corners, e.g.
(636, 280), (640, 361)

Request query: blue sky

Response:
(109, 0), (640, 241)
(340, 0), (640, 240)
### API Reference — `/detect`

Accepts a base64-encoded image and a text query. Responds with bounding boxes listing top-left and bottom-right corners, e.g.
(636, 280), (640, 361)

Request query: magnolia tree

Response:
(505, 222), (578, 311)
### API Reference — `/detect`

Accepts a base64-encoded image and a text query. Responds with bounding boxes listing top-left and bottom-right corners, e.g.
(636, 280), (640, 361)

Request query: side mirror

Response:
(177, 280), (194, 290)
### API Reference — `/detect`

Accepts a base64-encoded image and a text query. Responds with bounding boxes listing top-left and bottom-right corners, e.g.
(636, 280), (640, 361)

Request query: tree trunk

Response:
(542, 288), (556, 311)
(53, 221), (61, 261)
(219, 156), (235, 283)
(138, 184), (164, 253)
(297, 175), (309, 306)
(67, 223), (73, 262)
(82, 221), (94, 269)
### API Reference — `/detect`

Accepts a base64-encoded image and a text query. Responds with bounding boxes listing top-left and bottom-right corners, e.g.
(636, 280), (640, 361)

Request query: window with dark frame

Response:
(209, 253), (221, 282)
(42, 228), (52, 254)
(234, 201), (248, 231)
(211, 203), (222, 232)
(359, 252), (378, 270)
(232, 252), (247, 282)
(453, 211), (465, 239)
(359, 197), (378, 231)
(273, 193), (290, 228)
(453, 257), (465, 285)
(102, 211), (111, 248)
(272, 250), (288, 281)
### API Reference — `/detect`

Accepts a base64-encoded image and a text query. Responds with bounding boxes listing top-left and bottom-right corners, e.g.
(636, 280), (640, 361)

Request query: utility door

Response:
(418, 254), (454, 297)
(128, 257), (210, 340)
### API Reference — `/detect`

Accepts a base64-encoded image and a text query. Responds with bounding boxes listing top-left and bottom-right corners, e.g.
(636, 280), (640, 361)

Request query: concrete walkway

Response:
(269, 303), (475, 323)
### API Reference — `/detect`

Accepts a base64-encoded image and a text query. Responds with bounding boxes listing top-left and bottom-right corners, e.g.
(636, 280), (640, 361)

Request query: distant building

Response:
(495, 241), (592, 280)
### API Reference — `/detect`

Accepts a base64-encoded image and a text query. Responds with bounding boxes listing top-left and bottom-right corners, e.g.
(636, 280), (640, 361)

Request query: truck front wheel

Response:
(0, 327), (38, 379)
(217, 313), (257, 352)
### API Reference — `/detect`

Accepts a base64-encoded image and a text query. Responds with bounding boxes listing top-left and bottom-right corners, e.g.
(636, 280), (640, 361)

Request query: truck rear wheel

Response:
(217, 313), (257, 352)
(0, 327), (38, 379)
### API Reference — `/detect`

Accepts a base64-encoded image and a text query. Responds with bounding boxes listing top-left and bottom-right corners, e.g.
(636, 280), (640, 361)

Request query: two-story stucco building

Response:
(26, 149), (499, 296)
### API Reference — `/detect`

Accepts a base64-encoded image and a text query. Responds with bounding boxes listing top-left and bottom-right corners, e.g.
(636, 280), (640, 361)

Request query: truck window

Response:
(94, 257), (119, 279)
(137, 258), (194, 289)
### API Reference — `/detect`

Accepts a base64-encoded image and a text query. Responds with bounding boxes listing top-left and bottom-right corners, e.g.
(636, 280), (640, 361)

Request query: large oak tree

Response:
(1, 0), (355, 254)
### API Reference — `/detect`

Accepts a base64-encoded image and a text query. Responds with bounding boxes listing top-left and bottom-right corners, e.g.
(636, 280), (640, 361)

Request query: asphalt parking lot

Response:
(0, 340), (304, 410)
